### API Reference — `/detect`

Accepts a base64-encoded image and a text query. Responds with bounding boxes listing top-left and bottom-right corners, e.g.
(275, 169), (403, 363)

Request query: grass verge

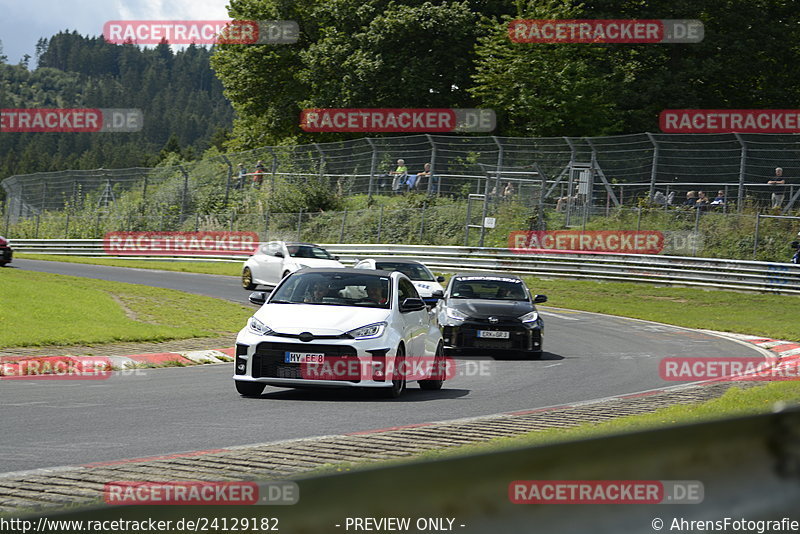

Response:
(524, 276), (800, 341)
(16, 253), (242, 276)
(0, 269), (251, 347)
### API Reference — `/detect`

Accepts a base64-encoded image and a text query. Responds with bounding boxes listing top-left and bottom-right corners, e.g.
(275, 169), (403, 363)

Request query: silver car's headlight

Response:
(346, 322), (387, 339)
(248, 317), (274, 336)
(446, 308), (468, 322)
(519, 311), (539, 323)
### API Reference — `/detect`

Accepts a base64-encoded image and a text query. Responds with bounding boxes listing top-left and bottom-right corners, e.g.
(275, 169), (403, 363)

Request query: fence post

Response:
(268, 147), (278, 195)
(141, 173), (149, 212)
(229, 209), (235, 232)
(734, 133), (747, 214)
(377, 206), (384, 243)
(646, 132), (658, 201)
(491, 136), (504, 207)
(221, 155), (233, 207)
(297, 209), (303, 241)
(366, 138), (377, 200)
(264, 210), (270, 241)
(179, 165), (189, 225)
(339, 210), (347, 243)
(753, 212), (761, 259)
(419, 204), (426, 241)
(314, 143), (325, 178)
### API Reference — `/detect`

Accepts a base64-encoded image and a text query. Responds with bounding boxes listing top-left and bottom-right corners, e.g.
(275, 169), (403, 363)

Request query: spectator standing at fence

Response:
(416, 163), (436, 192)
(696, 191), (709, 210)
(768, 167), (787, 209)
(388, 159), (408, 193)
(503, 182), (515, 200)
(253, 160), (266, 189)
(235, 163), (247, 189)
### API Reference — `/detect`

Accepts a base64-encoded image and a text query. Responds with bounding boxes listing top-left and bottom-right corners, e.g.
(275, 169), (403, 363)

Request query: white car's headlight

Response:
(519, 311), (539, 323)
(248, 317), (274, 336)
(346, 322), (387, 339)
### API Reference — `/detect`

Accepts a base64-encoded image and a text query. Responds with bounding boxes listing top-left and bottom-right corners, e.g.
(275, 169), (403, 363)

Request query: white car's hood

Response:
(412, 280), (444, 297)
(290, 258), (344, 269)
(254, 303), (389, 335)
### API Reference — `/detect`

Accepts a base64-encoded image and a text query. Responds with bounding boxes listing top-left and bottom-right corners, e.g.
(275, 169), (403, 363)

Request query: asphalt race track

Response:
(0, 259), (762, 473)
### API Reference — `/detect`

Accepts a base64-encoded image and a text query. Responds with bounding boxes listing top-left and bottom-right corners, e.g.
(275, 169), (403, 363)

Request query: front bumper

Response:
(233, 334), (398, 389)
(442, 319), (542, 353)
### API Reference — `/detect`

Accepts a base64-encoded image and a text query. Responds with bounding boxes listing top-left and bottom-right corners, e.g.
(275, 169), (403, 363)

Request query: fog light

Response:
(237, 363), (246, 372)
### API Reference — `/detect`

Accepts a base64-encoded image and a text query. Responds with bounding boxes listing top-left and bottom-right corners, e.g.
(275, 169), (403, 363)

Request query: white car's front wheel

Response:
(242, 267), (256, 290)
(418, 343), (445, 391)
(382, 346), (407, 399)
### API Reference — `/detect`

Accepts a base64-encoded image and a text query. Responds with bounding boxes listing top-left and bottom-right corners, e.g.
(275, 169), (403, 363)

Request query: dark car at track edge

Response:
(435, 273), (546, 359)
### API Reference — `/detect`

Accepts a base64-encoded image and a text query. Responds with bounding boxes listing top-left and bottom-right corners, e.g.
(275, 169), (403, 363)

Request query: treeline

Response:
(0, 31), (234, 197)
(211, 0), (800, 148)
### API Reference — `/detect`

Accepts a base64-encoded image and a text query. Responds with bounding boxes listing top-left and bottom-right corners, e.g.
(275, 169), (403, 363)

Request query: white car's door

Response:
(396, 277), (428, 358)
(264, 242), (286, 284)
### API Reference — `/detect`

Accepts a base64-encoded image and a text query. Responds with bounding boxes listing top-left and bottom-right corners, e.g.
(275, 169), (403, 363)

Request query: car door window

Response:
(267, 243), (281, 256)
(398, 278), (420, 303)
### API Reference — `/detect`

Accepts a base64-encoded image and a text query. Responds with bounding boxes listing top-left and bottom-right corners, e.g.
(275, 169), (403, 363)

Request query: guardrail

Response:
(10, 239), (800, 294)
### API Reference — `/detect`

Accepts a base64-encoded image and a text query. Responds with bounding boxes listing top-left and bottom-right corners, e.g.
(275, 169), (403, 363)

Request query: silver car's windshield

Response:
(375, 261), (435, 281)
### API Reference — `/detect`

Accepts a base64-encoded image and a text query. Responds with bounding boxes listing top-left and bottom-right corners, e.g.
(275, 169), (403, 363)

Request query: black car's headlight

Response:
(441, 307), (468, 326)
(519, 311), (539, 324)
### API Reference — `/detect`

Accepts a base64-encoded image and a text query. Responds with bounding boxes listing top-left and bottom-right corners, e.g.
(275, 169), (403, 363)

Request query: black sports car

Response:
(0, 236), (12, 267)
(436, 274), (546, 358)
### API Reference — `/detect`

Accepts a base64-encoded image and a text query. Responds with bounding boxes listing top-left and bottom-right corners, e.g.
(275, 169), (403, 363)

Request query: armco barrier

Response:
(10, 239), (800, 294)
(24, 408), (800, 531)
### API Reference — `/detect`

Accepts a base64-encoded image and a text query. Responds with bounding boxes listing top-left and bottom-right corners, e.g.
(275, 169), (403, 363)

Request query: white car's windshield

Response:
(287, 245), (334, 260)
(375, 261), (435, 281)
(451, 279), (527, 301)
(270, 272), (391, 308)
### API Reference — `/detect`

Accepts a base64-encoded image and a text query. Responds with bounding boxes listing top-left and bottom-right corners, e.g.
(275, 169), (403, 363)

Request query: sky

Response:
(0, 0), (231, 65)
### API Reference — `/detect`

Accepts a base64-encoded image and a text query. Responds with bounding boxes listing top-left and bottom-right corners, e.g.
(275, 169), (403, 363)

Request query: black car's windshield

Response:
(375, 261), (435, 281)
(270, 272), (391, 308)
(451, 277), (528, 300)
(287, 245), (334, 260)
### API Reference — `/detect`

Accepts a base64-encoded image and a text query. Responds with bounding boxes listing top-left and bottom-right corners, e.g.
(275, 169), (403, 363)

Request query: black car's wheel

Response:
(419, 344), (445, 391)
(242, 267), (256, 290)
(381, 346), (407, 399)
(235, 380), (265, 397)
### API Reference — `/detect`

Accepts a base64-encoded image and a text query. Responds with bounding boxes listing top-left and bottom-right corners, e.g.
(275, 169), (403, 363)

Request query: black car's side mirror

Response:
(274, 251), (284, 258)
(533, 294), (548, 304)
(249, 291), (267, 305)
(436, 276), (445, 283)
(400, 298), (426, 312)
(432, 290), (444, 299)
(334, 256), (340, 260)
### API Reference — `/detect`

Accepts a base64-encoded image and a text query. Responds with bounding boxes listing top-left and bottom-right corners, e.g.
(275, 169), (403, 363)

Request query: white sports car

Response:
(353, 257), (445, 305)
(234, 268), (446, 398)
(242, 241), (344, 289)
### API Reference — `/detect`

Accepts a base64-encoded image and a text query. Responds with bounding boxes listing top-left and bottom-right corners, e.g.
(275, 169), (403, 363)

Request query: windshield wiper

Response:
(268, 299), (295, 304)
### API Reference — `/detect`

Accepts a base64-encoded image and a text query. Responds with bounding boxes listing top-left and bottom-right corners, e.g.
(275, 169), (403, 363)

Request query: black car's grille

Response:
(444, 320), (540, 352)
(252, 342), (360, 382)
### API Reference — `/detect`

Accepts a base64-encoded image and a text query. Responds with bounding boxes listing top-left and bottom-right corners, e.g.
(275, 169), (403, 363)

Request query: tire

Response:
(242, 267), (256, 290)
(418, 344), (445, 391)
(235, 380), (265, 397)
(381, 346), (407, 399)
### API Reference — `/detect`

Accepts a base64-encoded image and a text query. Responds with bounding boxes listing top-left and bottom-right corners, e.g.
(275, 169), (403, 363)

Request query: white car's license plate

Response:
(477, 330), (510, 339)
(285, 352), (325, 364)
